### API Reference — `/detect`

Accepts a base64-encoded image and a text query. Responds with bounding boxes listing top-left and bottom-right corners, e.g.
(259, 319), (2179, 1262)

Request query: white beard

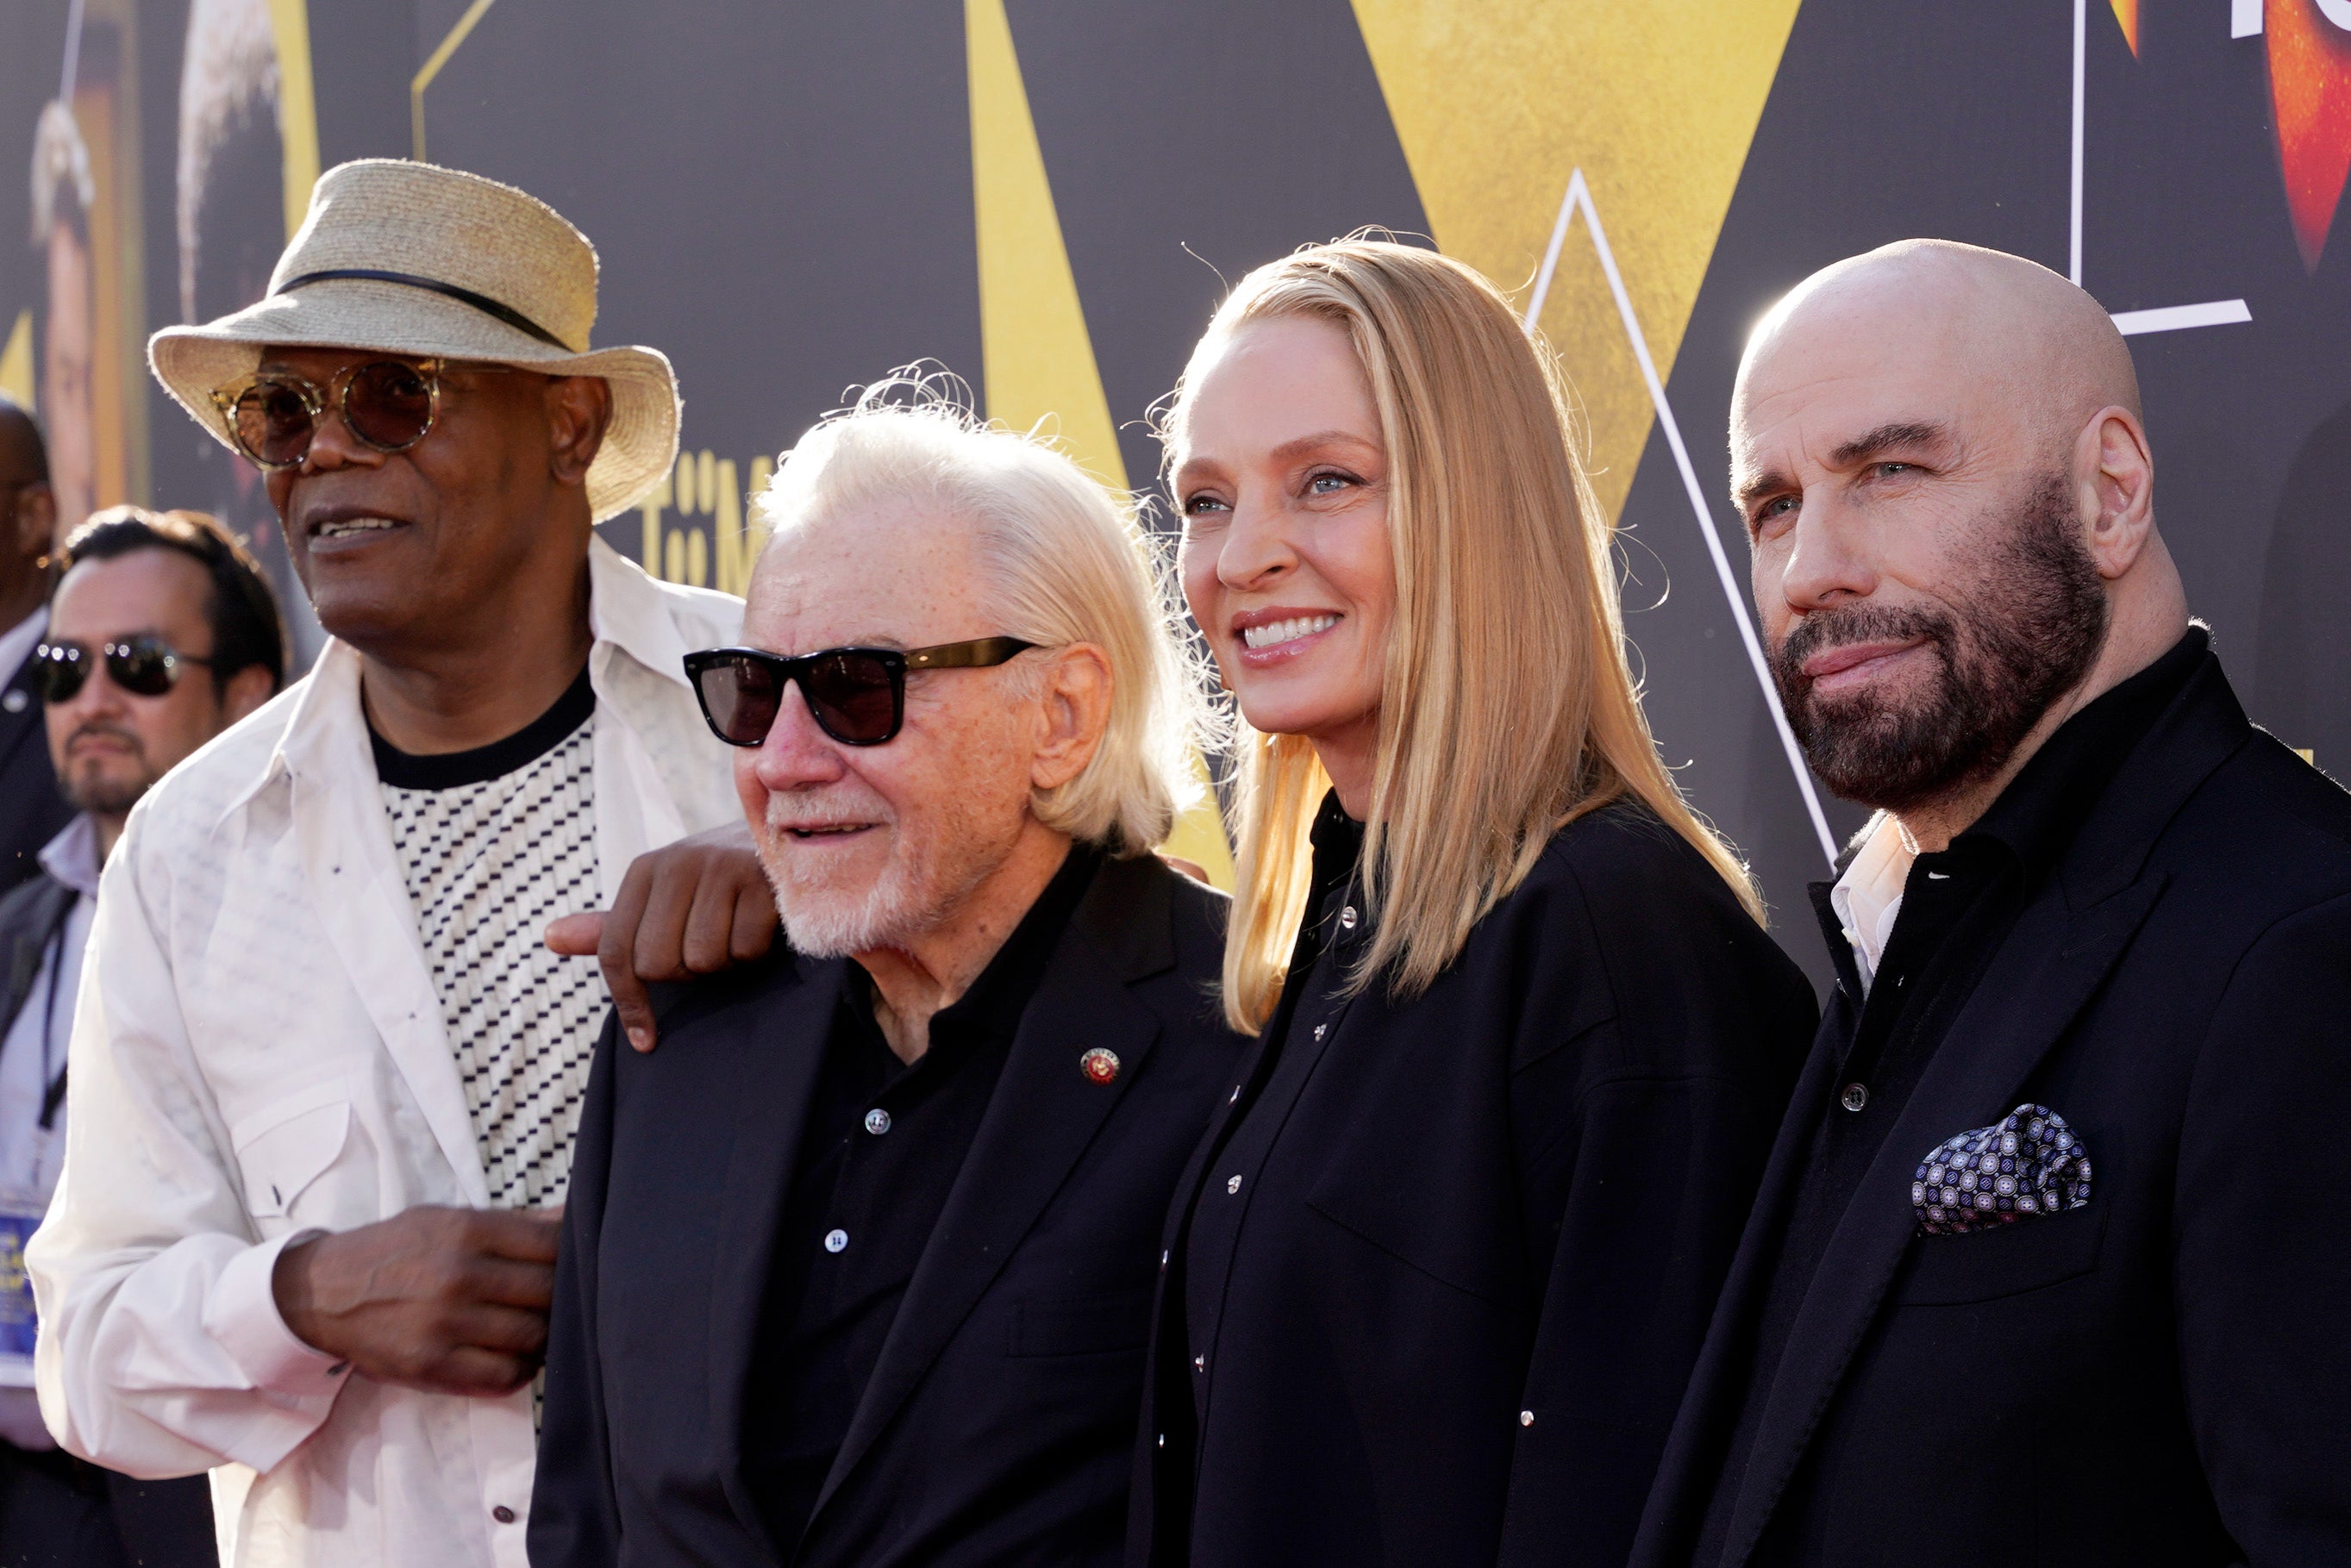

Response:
(756, 787), (1025, 959)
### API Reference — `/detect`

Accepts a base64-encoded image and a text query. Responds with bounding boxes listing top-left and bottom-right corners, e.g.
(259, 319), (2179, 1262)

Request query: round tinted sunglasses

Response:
(685, 638), (1035, 748)
(32, 635), (218, 703)
(208, 358), (508, 471)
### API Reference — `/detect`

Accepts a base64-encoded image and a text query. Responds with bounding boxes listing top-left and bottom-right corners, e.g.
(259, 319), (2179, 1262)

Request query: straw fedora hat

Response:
(149, 159), (678, 522)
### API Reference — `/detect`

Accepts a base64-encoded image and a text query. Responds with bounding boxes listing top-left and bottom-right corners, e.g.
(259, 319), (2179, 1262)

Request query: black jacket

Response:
(531, 853), (1245, 1567)
(1130, 802), (1818, 1568)
(0, 653), (70, 895)
(0, 870), (76, 1043)
(1631, 654), (2351, 1566)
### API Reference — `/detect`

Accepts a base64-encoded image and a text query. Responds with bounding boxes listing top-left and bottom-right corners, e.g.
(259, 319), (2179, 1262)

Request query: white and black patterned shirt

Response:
(375, 669), (604, 1210)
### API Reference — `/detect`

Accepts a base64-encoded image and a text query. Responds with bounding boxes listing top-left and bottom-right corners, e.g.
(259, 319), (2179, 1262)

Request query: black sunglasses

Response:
(684, 637), (1035, 748)
(32, 635), (218, 703)
(208, 358), (510, 471)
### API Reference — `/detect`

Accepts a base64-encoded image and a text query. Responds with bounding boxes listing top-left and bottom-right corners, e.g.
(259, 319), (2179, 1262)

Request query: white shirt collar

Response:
(216, 534), (700, 825)
(1828, 812), (1916, 993)
(0, 607), (45, 691)
(36, 814), (103, 899)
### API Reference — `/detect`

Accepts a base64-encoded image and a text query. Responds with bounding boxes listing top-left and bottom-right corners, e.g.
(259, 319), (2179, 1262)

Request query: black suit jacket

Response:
(1632, 655), (2351, 1567)
(531, 853), (1245, 1567)
(0, 653), (70, 895)
(1129, 803), (1818, 1568)
(0, 870), (76, 1041)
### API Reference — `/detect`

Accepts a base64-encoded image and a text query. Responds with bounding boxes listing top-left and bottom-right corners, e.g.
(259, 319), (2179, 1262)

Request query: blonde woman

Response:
(1132, 242), (1817, 1568)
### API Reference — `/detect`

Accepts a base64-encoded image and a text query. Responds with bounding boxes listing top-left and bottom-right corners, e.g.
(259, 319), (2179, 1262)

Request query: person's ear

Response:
(1029, 642), (1112, 793)
(2074, 405), (2155, 580)
(16, 480), (57, 565)
(546, 375), (613, 489)
(219, 665), (276, 728)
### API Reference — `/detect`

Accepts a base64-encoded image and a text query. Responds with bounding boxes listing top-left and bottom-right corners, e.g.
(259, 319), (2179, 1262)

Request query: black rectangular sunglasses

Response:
(684, 637), (1034, 748)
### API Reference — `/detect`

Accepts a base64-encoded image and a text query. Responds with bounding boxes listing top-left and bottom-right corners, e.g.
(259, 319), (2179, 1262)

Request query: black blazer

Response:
(1631, 656), (2351, 1566)
(1129, 803), (1818, 1568)
(0, 653), (70, 895)
(0, 870), (76, 1041)
(532, 853), (1245, 1568)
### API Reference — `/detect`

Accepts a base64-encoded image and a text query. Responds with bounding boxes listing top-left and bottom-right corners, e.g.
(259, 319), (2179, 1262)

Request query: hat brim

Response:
(149, 277), (679, 523)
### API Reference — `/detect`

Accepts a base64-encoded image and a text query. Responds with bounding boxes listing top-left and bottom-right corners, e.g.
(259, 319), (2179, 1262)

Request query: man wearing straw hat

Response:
(26, 160), (742, 1567)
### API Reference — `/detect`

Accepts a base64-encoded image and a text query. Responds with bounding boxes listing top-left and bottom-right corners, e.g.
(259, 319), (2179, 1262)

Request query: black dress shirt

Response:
(1691, 629), (2207, 1563)
(741, 843), (1100, 1556)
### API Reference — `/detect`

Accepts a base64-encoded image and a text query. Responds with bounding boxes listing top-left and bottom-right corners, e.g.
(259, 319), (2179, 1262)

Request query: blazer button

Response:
(824, 1228), (849, 1253)
(1339, 905), (1358, 930)
(864, 1109), (891, 1135)
(1840, 1083), (1869, 1112)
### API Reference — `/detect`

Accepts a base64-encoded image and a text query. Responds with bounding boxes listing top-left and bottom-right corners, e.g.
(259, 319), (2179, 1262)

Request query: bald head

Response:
(1731, 239), (2189, 840)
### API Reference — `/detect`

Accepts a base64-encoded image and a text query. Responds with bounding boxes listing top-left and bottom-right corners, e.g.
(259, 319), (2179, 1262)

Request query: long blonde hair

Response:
(1165, 241), (1761, 1034)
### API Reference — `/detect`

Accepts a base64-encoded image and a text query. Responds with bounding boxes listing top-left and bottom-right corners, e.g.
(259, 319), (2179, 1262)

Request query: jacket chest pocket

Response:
(1895, 1203), (2110, 1306)
(232, 1084), (353, 1232)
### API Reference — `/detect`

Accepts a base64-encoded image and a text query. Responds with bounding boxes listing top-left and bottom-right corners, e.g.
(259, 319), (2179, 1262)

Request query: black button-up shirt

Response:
(1693, 629), (2208, 1563)
(741, 843), (1101, 1557)
(1150, 791), (1364, 1551)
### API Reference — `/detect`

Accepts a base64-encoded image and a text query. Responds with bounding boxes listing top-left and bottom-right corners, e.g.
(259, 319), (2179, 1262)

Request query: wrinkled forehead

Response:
(1731, 287), (2019, 472)
(744, 498), (995, 655)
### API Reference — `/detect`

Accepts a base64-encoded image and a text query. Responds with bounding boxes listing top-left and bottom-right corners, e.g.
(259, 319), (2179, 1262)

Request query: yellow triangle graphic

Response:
(965, 2), (1231, 886)
(0, 311), (34, 414)
(1351, 0), (1801, 525)
(966, 0), (1128, 490)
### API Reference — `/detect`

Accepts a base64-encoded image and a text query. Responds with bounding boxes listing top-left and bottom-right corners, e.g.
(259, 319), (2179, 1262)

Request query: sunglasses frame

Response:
(684, 636), (1036, 749)
(208, 358), (512, 472)
(33, 634), (220, 703)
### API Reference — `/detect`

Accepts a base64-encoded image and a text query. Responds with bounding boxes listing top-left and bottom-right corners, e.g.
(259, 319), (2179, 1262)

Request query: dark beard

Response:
(1770, 475), (2110, 813)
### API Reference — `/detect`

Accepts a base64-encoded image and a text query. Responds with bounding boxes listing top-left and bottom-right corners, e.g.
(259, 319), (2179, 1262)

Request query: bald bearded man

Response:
(1631, 241), (2351, 1568)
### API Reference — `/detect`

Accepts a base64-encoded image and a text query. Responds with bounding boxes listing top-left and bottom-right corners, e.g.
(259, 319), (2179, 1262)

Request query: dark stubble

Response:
(1769, 473), (2109, 813)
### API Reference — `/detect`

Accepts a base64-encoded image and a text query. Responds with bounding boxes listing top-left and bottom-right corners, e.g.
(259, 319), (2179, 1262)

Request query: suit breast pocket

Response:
(231, 1084), (353, 1236)
(1007, 1290), (1154, 1358)
(1896, 1203), (2110, 1306)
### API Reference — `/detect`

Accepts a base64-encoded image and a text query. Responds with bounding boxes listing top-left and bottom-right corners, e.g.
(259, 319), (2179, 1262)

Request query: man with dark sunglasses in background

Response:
(0, 398), (73, 893)
(28, 160), (742, 1568)
(0, 504), (283, 1568)
(528, 387), (1242, 1568)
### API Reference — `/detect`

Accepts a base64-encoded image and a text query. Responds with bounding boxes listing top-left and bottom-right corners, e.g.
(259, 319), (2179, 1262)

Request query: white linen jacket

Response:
(27, 540), (742, 1568)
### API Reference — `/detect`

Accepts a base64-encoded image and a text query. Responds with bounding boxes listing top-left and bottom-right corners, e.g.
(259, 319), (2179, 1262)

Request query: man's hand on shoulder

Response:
(270, 1206), (564, 1396)
(544, 820), (778, 1053)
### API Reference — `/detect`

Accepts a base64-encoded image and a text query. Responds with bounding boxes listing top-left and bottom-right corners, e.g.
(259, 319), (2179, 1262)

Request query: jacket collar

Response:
(214, 535), (692, 828)
(1711, 653), (2250, 1565)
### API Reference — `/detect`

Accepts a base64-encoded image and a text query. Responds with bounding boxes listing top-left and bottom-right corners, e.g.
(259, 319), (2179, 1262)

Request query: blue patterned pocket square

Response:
(1911, 1103), (2092, 1235)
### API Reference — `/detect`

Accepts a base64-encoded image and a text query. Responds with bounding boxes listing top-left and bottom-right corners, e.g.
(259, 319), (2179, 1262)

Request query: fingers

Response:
(543, 911), (604, 957)
(680, 865), (746, 974)
(599, 855), (660, 1053)
(466, 1207), (565, 1267)
(730, 879), (779, 963)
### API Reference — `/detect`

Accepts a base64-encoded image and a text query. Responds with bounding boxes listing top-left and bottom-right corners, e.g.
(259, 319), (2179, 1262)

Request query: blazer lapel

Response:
(1718, 870), (2167, 1565)
(710, 955), (841, 1550)
(810, 859), (1174, 1522)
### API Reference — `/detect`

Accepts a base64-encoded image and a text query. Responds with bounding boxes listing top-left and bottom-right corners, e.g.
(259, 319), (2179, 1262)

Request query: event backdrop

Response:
(4, 0), (2347, 985)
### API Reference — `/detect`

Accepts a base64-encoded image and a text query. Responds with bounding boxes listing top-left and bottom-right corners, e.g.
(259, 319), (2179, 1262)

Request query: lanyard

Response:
(35, 917), (67, 1132)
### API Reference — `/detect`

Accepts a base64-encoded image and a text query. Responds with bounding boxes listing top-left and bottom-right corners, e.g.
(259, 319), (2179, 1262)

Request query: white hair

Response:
(176, 0), (278, 321)
(30, 100), (92, 244)
(753, 373), (1209, 858)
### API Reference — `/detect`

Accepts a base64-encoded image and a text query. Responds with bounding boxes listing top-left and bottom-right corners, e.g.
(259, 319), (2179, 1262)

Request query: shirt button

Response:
(491, 1506), (517, 1525)
(1339, 905), (1358, 930)
(1226, 1174), (1243, 1194)
(824, 1228), (850, 1253)
(864, 1108), (891, 1135)
(1840, 1083), (1869, 1112)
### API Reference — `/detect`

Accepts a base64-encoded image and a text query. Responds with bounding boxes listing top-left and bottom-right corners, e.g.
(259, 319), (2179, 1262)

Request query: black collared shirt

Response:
(741, 843), (1102, 1559)
(1693, 628), (2209, 1564)
(1150, 790), (1364, 1554)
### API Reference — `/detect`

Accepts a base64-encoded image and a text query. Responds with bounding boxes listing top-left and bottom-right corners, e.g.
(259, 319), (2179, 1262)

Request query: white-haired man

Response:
(528, 390), (1243, 1568)
(28, 161), (741, 1566)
